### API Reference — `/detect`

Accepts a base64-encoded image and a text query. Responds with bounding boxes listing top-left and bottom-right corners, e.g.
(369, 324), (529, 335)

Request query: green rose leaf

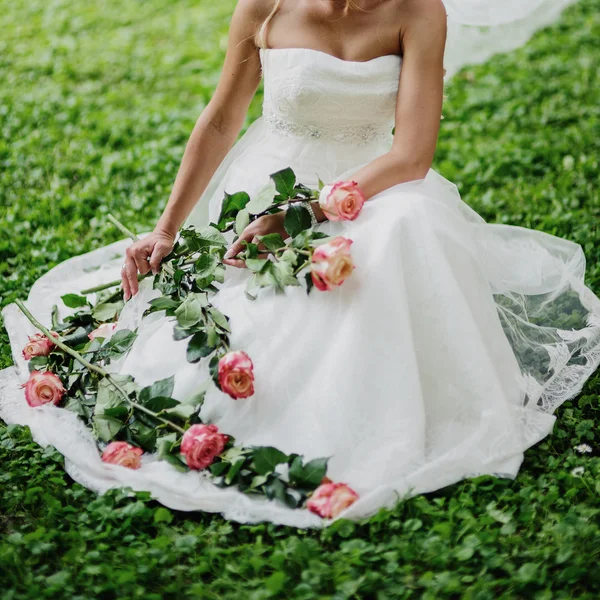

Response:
(272, 261), (300, 288)
(194, 253), (219, 280)
(92, 302), (120, 321)
(257, 233), (286, 251)
(196, 226), (228, 248)
(139, 375), (175, 405)
(235, 208), (250, 235)
(271, 168), (296, 199)
(289, 456), (329, 489)
(225, 456), (247, 485)
(207, 307), (230, 332)
(245, 258), (269, 272)
(106, 329), (137, 358)
(175, 293), (206, 329)
(61, 293), (89, 309)
(93, 415), (123, 442)
(218, 191), (250, 221)
(186, 331), (212, 363)
(143, 395), (180, 413)
(129, 420), (158, 452)
(284, 205), (312, 238)
(246, 179), (277, 215)
(251, 446), (289, 476)
(149, 297), (181, 311)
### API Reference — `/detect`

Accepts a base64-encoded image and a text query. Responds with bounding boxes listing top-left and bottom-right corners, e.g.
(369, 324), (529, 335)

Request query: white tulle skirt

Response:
(2, 114), (599, 526)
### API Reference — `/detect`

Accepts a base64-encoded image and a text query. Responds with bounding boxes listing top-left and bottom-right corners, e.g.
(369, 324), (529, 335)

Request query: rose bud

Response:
(101, 441), (143, 469)
(310, 237), (355, 291)
(22, 370), (65, 407)
(218, 351), (255, 399)
(319, 181), (365, 221)
(22, 332), (58, 360)
(180, 424), (229, 470)
(88, 322), (117, 341)
(307, 482), (359, 519)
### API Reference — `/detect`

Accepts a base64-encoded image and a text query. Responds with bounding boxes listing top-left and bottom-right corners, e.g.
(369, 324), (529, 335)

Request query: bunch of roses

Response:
(17, 178), (366, 520)
(310, 181), (365, 291)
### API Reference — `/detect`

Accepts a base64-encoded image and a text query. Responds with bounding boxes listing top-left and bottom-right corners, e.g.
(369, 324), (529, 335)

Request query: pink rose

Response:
(180, 424), (229, 470)
(319, 181), (365, 221)
(218, 351), (255, 399)
(101, 441), (143, 469)
(88, 323), (117, 341)
(307, 482), (359, 519)
(22, 370), (65, 407)
(21, 332), (58, 360)
(310, 237), (355, 291)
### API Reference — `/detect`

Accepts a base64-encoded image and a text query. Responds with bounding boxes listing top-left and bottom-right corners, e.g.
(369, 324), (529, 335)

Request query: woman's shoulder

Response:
(234, 0), (279, 20)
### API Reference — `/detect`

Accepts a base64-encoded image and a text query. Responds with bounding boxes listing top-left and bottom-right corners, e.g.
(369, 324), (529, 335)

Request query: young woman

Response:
(2, 0), (596, 527)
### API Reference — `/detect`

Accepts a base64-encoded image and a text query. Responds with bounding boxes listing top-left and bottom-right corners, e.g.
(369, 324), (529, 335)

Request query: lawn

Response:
(1, 1), (599, 598)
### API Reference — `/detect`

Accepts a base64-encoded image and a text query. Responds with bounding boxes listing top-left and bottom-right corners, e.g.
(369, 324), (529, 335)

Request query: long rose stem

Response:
(15, 300), (185, 435)
(81, 274), (146, 295)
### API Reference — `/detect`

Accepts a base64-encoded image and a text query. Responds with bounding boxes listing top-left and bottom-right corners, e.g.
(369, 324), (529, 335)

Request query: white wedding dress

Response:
(2, 25), (599, 527)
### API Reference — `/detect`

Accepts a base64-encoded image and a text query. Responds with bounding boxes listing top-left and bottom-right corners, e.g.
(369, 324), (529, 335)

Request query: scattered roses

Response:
(88, 322), (117, 340)
(319, 180), (365, 221)
(181, 424), (229, 470)
(101, 441), (144, 469)
(218, 351), (255, 399)
(311, 237), (355, 291)
(307, 481), (359, 519)
(22, 370), (65, 407)
(21, 332), (58, 360)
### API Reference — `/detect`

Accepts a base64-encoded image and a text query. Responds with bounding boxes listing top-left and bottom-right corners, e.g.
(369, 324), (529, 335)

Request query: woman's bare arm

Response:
(121, 0), (269, 298)
(343, 0), (447, 202)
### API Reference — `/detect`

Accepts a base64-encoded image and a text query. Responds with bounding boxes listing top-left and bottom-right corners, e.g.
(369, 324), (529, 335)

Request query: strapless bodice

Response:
(260, 48), (401, 146)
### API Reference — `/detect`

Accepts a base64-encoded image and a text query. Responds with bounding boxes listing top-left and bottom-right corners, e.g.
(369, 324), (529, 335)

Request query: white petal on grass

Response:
(571, 466), (585, 477)
(575, 443), (593, 454)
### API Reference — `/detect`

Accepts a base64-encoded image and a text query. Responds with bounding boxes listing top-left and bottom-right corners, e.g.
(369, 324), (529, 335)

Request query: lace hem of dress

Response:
(263, 111), (393, 146)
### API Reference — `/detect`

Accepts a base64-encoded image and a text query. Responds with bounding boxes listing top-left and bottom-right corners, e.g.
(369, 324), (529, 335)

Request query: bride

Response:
(1, 0), (597, 528)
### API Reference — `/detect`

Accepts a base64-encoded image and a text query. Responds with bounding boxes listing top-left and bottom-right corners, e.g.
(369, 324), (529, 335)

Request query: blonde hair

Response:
(256, 0), (360, 48)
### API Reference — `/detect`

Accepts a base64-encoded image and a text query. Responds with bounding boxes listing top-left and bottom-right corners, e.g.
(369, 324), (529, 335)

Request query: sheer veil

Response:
(443, 0), (579, 77)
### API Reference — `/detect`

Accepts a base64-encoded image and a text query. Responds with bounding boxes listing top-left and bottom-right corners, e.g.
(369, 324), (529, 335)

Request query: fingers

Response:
(223, 227), (256, 268)
(149, 241), (171, 275)
(121, 252), (139, 300)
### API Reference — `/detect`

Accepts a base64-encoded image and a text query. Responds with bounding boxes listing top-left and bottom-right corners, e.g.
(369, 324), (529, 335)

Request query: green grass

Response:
(1, 0), (599, 597)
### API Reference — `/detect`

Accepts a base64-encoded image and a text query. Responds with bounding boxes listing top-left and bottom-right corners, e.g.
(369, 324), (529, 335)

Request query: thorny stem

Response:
(15, 300), (186, 435)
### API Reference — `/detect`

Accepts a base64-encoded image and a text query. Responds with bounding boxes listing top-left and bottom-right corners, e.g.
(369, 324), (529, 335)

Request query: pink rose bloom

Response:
(307, 482), (359, 519)
(21, 332), (58, 360)
(180, 424), (229, 470)
(101, 441), (143, 469)
(88, 322), (117, 341)
(22, 370), (65, 407)
(319, 181), (365, 221)
(310, 237), (355, 292)
(218, 351), (255, 399)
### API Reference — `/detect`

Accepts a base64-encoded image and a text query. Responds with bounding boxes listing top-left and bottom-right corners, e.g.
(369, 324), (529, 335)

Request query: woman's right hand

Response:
(121, 229), (175, 300)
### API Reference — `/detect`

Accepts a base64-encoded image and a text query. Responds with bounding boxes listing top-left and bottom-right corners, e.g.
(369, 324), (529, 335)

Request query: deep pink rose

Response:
(22, 332), (58, 360)
(180, 424), (229, 470)
(88, 323), (117, 341)
(218, 351), (255, 399)
(319, 181), (365, 221)
(310, 237), (355, 291)
(307, 482), (359, 519)
(101, 441), (143, 469)
(22, 370), (65, 407)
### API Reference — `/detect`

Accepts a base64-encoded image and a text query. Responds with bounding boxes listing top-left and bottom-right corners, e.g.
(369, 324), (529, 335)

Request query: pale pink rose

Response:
(310, 237), (355, 292)
(218, 351), (255, 399)
(22, 370), (65, 407)
(21, 332), (58, 360)
(180, 424), (229, 470)
(319, 181), (365, 221)
(101, 441), (143, 469)
(307, 482), (359, 519)
(88, 322), (117, 341)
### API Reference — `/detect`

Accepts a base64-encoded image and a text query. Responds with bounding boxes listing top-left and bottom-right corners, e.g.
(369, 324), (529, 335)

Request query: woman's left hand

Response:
(223, 212), (288, 268)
